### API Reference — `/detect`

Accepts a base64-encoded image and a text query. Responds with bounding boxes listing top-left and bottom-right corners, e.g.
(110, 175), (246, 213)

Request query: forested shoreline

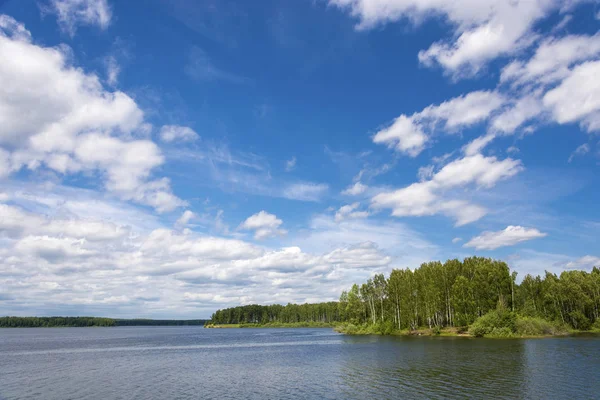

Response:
(207, 257), (600, 337)
(0, 316), (207, 328)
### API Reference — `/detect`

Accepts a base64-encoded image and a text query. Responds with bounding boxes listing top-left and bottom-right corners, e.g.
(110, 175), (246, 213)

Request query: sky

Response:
(0, 0), (599, 319)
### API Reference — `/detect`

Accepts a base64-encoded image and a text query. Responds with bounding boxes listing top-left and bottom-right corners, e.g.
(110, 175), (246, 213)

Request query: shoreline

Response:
(206, 322), (600, 339)
(204, 322), (335, 329)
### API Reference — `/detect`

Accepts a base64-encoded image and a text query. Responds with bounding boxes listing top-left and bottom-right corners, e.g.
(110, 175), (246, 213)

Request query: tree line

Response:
(208, 302), (342, 325)
(0, 317), (207, 328)
(0, 316), (116, 327)
(208, 257), (600, 331)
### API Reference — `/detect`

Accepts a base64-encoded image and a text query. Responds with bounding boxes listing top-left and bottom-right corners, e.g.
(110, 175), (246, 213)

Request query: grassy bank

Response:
(333, 323), (469, 337)
(334, 311), (598, 338)
(205, 321), (335, 329)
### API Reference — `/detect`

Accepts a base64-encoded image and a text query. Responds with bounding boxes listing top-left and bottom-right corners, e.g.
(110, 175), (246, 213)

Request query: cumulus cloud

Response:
(335, 203), (369, 222)
(464, 225), (547, 250)
(495, 34), (600, 136)
(372, 154), (523, 225)
(342, 182), (368, 196)
(373, 115), (428, 157)
(563, 255), (600, 270)
(175, 210), (196, 228)
(0, 194), (405, 317)
(159, 125), (199, 143)
(373, 91), (505, 156)
(329, 0), (561, 76)
(239, 211), (287, 240)
(0, 203), (130, 241)
(501, 33), (600, 88)
(44, 0), (112, 36)
(0, 15), (183, 212)
(543, 60), (600, 132)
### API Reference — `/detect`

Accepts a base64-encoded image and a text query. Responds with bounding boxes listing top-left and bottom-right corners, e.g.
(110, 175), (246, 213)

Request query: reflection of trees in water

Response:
(522, 338), (600, 399)
(336, 337), (527, 399)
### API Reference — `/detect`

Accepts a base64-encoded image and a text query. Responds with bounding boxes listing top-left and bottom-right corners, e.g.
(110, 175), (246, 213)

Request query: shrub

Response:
(469, 310), (517, 337)
(515, 316), (566, 336)
(488, 327), (514, 338)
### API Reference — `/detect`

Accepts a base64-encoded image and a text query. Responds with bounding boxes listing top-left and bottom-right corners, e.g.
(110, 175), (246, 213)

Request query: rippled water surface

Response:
(1, 327), (599, 399)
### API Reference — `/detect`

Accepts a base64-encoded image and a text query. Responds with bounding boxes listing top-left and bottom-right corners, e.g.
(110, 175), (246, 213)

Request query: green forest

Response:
(0, 317), (207, 328)
(207, 257), (600, 337)
(0, 316), (117, 327)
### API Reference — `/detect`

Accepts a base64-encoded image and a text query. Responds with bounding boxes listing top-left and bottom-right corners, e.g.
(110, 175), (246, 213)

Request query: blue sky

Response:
(0, 0), (599, 318)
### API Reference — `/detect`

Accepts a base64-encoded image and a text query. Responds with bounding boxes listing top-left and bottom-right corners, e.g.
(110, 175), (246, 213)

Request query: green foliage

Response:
(208, 257), (600, 335)
(0, 316), (116, 328)
(568, 310), (591, 331)
(515, 316), (567, 336)
(0, 317), (207, 328)
(469, 310), (517, 337)
(115, 319), (206, 326)
(208, 302), (341, 325)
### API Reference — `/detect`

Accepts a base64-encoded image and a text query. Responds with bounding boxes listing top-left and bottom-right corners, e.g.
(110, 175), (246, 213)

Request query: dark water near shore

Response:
(1, 327), (599, 399)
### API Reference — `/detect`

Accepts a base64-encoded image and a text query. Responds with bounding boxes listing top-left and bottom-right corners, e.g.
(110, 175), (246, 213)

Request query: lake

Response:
(1, 327), (599, 399)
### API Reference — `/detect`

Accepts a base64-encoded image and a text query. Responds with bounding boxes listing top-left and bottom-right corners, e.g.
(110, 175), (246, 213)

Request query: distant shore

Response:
(204, 322), (335, 329)
(0, 316), (207, 328)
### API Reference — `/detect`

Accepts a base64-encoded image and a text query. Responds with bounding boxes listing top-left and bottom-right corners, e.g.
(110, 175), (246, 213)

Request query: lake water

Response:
(1, 327), (599, 399)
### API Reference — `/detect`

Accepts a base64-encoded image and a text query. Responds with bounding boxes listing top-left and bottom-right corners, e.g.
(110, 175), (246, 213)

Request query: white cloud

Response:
(490, 94), (544, 134)
(373, 115), (428, 157)
(159, 125), (199, 142)
(175, 210), (196, 228)
(329, 0), (559, 76)
(335, 203), (369, 222)
(563, 255), (600, 270)
(239, 211), (287, 240)
(372, 154), (523, 225)
(285, 156), (296, 172)
(0, 203), (130, 241)
(15, 235), (94, 263)
(452, 237), (462, 244)
(0, 192), (416, 316)
(0, 15), (183, 212)
(543, 60), (600, 132)
(282, 182), (328, 202)
(45, 0), (112, 36)
(105, 55), (119, 86)
(373, 91), (505, 156)
(501, 33), (600, 87)
(417, 165), (434, 181)
(462, 133), (496, 156)
(464, 225), (547, 250)
(342, 182), (368, 196)
(568, 143), (590, 162)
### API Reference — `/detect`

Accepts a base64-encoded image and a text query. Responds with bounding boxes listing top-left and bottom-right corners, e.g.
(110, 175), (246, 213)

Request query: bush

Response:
(469, 310), (517, 337)
(488, 327), (514, 338)
(515, 316), (566, 336)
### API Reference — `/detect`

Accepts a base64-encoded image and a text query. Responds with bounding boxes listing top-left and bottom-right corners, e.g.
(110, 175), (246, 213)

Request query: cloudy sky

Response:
(1, 0), (599, 318)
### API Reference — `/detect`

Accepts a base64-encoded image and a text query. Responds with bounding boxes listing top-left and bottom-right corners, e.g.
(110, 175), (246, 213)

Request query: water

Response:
(1, 327), (599, 400)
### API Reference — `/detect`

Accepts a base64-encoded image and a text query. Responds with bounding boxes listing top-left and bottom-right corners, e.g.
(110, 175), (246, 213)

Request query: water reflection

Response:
(337, 336), (528, 399)
(0, 327), (598, 400)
